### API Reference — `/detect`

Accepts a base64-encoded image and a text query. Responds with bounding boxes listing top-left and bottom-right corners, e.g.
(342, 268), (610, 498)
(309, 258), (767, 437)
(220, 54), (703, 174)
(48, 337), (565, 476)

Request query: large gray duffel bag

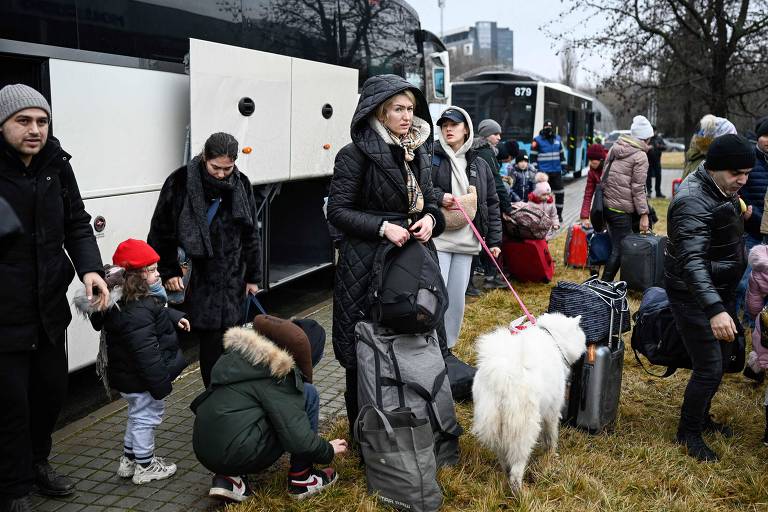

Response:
(355, 321), (463, 467)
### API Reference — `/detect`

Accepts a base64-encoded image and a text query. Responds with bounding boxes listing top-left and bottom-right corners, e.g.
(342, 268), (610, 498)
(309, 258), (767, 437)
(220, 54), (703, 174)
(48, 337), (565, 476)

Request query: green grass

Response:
(234, 198), (768, 511)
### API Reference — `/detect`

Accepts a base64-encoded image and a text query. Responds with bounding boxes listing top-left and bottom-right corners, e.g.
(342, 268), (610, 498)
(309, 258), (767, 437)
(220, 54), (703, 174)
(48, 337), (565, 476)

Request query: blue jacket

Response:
(531, 134), (565, 173)
(741, 148), (768, 238)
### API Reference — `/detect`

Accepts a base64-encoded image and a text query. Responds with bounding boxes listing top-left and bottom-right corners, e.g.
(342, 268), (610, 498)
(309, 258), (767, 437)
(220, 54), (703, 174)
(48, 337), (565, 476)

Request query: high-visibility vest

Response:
(532, 135), (563, 173)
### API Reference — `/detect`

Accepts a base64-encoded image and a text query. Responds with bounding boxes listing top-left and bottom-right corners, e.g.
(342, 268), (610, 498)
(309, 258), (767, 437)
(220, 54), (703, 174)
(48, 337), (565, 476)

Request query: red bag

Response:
(672, 178), (682, 197)
(503, 239), (555, 283)
(564, 224), (590, 268)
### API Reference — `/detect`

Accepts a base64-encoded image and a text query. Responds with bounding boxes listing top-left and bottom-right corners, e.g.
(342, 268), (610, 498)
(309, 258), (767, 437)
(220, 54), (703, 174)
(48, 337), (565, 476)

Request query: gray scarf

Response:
(178, 156), (254, 259)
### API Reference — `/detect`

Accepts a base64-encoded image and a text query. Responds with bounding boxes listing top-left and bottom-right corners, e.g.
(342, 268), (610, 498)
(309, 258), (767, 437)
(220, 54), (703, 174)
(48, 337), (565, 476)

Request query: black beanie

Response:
(756, 117), (768, 139)
(705, 134), (755, 171)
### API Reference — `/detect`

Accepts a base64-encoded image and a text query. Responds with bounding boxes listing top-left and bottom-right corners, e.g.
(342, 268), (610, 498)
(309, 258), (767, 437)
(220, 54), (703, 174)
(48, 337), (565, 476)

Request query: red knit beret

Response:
(112, 239), (160, 270)
(586, 143), (607, 161)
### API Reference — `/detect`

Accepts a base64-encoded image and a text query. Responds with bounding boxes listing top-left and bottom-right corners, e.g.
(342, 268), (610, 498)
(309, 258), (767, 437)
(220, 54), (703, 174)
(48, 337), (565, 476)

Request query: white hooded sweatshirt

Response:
(433, 105), (481, 255)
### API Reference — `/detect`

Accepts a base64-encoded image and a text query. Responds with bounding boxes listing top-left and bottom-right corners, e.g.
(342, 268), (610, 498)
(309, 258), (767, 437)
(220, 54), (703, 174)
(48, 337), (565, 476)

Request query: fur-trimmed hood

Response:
(72, 287), (123, 317)
(220, 327), (295, 380)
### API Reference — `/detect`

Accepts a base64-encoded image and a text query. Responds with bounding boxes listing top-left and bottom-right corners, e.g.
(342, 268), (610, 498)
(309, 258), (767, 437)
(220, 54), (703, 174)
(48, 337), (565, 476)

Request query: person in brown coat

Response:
(601, 115), (651, 281)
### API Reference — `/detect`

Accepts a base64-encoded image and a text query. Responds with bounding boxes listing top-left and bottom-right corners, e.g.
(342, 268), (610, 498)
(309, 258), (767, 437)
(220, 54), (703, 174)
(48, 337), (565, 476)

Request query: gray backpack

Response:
(355, 321), (463, 467)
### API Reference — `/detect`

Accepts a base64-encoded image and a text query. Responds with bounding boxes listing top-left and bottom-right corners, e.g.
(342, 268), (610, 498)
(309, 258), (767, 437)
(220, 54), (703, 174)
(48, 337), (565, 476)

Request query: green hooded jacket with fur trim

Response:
(191, 327), (333, 475)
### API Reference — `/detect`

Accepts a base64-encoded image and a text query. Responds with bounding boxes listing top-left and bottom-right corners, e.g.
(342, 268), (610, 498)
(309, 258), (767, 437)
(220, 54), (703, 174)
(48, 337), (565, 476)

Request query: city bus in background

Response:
(0, 0), (450, 371)
(452, 70), (595, 177)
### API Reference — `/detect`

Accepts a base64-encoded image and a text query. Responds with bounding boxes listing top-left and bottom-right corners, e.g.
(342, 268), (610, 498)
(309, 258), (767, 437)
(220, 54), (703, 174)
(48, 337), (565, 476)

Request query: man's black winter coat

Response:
(430, 144), (502, 248)
(327, 75), (445, 369)
(665, 166), (747, 317)
(0, 136), (103, 351)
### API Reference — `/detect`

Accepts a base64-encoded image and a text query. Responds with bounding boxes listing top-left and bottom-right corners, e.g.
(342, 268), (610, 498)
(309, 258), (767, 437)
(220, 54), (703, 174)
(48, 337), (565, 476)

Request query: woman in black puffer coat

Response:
(327, 75), (445, 427)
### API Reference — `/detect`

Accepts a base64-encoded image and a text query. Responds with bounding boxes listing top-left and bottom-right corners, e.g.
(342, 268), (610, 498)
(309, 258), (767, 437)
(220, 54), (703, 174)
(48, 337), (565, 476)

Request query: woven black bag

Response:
(547, 278), (630, 344)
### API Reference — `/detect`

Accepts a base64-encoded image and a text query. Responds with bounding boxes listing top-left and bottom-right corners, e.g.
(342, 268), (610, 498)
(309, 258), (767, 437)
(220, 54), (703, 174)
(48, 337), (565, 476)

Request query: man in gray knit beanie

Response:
(0, 84), (52, 167)
(0, 84), (52, 125)
(0, 85), (108, 512)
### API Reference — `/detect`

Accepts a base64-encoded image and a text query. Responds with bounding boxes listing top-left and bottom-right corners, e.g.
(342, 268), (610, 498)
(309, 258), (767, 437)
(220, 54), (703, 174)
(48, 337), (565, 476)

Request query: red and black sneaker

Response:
(287, 467), (337, 500)
(208, 474), (253, 502)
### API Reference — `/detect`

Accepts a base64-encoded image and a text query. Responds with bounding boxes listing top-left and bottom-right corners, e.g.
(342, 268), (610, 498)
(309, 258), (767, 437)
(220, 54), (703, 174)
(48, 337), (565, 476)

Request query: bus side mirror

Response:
(433, 68), (446, 99)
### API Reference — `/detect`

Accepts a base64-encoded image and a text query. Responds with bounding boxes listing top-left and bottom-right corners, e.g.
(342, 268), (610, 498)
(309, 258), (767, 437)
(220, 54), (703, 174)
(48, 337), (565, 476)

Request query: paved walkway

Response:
(32, 300), (340, 512)
(35, 168), (681, 511)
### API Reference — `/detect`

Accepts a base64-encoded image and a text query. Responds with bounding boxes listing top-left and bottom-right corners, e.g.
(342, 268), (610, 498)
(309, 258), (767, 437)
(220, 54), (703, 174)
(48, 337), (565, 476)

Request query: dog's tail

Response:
(471, 371), (541, 455)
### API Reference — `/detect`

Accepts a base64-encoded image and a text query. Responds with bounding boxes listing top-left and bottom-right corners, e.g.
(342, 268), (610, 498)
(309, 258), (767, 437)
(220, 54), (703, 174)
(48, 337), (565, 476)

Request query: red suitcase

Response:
(672, 177), (682, 197)
(564, 224), (590, 268)
(503, 239), (555, 283)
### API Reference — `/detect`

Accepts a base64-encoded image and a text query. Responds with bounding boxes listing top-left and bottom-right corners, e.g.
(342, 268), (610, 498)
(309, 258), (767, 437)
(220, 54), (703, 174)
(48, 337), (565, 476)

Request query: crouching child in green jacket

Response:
(191, 315), (347, 502)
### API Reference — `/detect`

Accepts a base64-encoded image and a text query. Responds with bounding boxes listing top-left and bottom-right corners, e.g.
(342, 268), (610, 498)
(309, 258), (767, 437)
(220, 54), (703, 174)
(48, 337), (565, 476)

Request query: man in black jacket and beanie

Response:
(665, 134), (755, 462)
(0, 84), (108, 512)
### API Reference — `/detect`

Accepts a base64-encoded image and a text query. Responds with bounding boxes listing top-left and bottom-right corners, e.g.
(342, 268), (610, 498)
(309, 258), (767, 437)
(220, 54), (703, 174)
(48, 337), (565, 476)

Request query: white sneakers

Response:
(116, 456), (135, 478)
(129, 457), (177, 485)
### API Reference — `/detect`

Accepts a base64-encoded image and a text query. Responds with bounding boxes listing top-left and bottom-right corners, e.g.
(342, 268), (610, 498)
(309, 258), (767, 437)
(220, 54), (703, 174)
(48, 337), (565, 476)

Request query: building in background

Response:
(443, 21), (514, 78)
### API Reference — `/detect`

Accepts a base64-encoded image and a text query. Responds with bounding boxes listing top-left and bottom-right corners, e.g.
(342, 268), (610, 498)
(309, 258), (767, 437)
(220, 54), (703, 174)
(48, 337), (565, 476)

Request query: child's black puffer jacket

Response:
(93, 294), (187, 399)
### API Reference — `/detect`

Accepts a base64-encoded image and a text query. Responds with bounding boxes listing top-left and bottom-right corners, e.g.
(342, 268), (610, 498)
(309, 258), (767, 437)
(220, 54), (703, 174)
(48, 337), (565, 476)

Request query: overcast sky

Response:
(406, 0), (609, 86)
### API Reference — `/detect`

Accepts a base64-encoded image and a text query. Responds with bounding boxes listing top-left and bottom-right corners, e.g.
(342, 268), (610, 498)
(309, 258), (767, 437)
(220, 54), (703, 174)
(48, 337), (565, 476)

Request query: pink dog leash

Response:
(450, 199), (536, 326)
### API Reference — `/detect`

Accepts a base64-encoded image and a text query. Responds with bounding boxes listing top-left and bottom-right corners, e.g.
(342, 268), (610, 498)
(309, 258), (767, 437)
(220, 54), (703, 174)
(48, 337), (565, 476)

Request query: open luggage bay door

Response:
(190, 38), (291, 183)
(190, 38), (357, 183)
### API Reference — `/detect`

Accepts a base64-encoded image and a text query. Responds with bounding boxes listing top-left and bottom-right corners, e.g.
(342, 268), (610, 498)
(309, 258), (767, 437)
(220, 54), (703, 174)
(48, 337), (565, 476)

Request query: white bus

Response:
(452, 71), (595, 177)
(1, 0), (450, 371)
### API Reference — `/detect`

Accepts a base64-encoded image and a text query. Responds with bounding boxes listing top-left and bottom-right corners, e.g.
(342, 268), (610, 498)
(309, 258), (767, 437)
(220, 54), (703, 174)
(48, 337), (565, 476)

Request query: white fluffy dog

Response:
(471, 312), (587, 493)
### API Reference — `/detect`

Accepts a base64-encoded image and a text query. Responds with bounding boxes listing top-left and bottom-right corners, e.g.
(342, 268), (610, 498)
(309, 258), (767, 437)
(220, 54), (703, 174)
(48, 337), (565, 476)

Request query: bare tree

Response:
(548, 0), (768, 128)
(559, 41), (578, 88)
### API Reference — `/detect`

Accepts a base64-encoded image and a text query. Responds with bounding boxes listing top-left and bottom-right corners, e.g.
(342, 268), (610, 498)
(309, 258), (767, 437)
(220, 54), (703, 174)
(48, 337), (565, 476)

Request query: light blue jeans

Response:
(121, 392), (165, 464)
(437, 251), (473, 349)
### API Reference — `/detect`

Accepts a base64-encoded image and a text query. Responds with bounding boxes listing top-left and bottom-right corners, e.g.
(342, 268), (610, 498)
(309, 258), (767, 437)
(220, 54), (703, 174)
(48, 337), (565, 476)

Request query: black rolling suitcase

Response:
(620, 233), (667, 292)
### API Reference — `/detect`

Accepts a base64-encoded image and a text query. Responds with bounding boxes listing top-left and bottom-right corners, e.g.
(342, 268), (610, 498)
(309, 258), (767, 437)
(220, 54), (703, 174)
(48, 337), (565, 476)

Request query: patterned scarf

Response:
(370, 116), (431, 214)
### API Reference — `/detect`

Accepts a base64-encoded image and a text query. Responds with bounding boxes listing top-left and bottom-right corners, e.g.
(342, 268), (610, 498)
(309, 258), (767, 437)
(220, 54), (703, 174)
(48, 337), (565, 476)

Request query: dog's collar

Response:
(537, 324), (570, 367)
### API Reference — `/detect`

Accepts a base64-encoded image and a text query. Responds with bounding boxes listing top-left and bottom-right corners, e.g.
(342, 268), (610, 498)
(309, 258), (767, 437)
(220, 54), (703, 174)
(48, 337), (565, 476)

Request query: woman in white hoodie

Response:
(430, 107), (502, 348)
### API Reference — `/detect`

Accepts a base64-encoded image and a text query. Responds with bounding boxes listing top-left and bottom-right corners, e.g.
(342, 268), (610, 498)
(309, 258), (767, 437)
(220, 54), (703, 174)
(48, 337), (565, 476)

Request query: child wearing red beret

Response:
(75, 239), (188, 486)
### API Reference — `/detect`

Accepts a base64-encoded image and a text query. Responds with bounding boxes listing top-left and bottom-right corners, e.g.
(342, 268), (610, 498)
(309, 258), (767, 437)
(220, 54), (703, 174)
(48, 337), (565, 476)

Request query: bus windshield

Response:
(453, 82), (537, 140)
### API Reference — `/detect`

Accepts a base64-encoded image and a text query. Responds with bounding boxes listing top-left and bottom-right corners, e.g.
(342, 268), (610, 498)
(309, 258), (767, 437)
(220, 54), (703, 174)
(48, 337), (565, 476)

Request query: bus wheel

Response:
(573, 171), (582, 178)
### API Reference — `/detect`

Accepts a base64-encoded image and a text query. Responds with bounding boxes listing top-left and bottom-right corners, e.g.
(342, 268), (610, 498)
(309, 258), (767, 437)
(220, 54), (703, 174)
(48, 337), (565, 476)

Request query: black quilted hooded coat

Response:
(327, 75), (446, 369)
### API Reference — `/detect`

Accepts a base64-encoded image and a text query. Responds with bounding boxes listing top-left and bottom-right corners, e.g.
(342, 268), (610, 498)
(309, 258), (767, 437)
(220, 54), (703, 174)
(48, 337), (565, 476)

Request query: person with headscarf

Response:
(682, 114), (737, 178)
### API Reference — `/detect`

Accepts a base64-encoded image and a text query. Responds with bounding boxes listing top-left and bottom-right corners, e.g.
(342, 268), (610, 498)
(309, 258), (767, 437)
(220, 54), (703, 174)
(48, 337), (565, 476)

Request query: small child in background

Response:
(527, 181), (560, 238)
(744, 244), (768, 445)
(508, 152), (536, 203)
(75, 239), (188, 484)
(535, 171), (549, 184)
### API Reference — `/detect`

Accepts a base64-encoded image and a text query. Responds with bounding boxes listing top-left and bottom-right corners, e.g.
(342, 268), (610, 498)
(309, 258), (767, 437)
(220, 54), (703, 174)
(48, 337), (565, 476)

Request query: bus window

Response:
(433, 68), (445, 99)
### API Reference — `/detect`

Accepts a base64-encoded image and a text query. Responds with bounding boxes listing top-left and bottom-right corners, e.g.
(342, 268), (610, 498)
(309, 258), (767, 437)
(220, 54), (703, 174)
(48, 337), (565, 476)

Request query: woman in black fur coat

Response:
(147, 133), (261, 388)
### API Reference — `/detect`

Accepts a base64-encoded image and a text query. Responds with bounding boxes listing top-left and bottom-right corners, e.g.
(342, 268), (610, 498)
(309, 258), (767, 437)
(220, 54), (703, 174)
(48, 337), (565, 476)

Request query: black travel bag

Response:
(443, 352), (476, 401)
(631, 287), (746, 376)
(370, 239), (448, 335)
(547, 277), (630, 344)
